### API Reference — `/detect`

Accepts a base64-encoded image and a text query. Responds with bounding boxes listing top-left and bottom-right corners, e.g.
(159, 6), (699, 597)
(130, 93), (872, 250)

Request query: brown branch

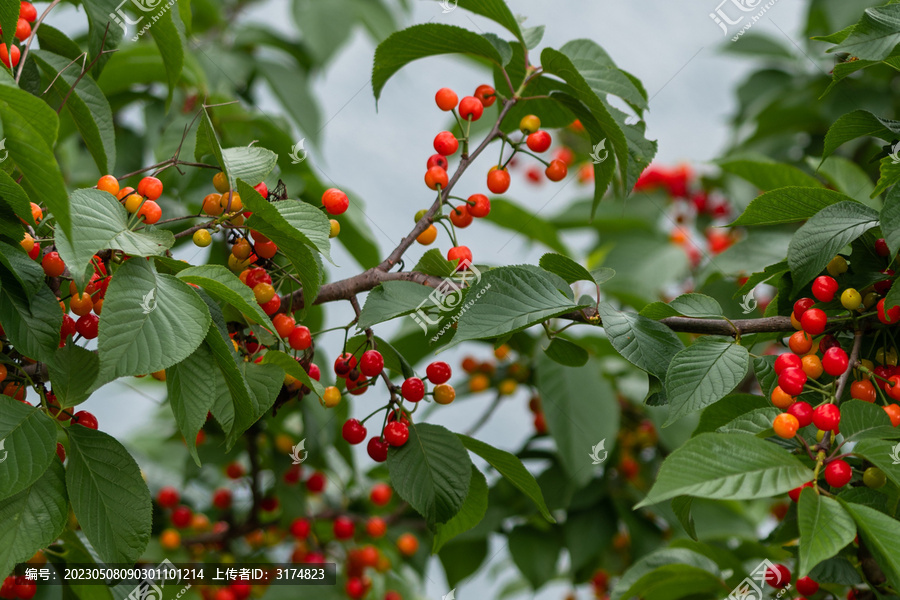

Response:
(15, 0), (62, 84)
(284, 270), (445, 313)
(835, 328), (864, 401)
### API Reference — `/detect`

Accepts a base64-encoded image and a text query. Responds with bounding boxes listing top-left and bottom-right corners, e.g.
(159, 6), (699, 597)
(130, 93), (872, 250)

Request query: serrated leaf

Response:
(457, 434), (554, 522)
(387, 423), (472, 527)
(797, 488), (856, 577)
(694, 393), (770, 436)
(635, 433), (813, 508)
(0, 397), (57, 503)
(0, 459), (67, 580)
(669, 293), (724, 318)
(665, 342), (750, 425)
(730, 187), (849, 226)
(839, 400), (900, 441)
(0, 172), (32, 242)
(822, 109), (900, 160)
(456, 0), (524, 45)
(55, 189), (174, 291)
(194, 107), (225, 167)
(559, 39), (648, 112)
(718, 159), (822, 190)
(716, 407), (781, 435)
(788, 201), (879, 293)
(432, 466), (488, 553)
(66, 426), (151, 564)
(881, 185), (900, 258)
(358, 281), (434, 330)
(0, 0), (19, 53)
(0, 273), (62, 363)
(261, 350), (325, 398)
(597, 303), (685, 379)
(414, 249), (456, 278)
(830, 5), (900, 61)
(166, 342), (217, 465)
(176, 265), (274, 329)
(539, 253), (594, 284)
(49, 344), (100, 408)
(841, 501), (900, 591)
(96, 257), (210, 384)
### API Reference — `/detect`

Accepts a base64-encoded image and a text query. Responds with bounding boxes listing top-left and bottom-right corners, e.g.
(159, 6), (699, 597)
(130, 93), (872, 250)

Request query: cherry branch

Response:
(15, 0), (62, 84)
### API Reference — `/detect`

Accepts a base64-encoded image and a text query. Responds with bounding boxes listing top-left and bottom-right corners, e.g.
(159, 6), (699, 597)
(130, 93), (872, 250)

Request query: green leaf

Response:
(259, 62), (321, 144)
(635, 433), (813, 508)
(55, 189), (174, 291)
(176, 265), (274, 329)
(358, 281), (433, 330)
(853, 439), (900, 489)
(881, 185), (900, 258)
(788, 201), (880, 293)
(147, 4), (185, 105)
(387, 423), (473, 527)
(233, 360), (282, 441)
(0, 89), (70, 237)
(0, 171), (32, 241)
(694, 393), (770, 435)
(49, 344), (100, 408)
(456, 0), (525, 45)
(194, 107), (225, 168)
(841, 501), (900, 591)
(797, 488), (857, 577)
(292, 0), (356, 64)
(543, 337), (589, 367)
(508, 525), (561, 589)
(0, 459), (67, 581)
(223, 148), (277, 191)
(597, 303), (685, 379)
(558, 39), (648, 112)
(0, 273), (62, 363)
(432, 466), (488, 553)
(264, 198), (334, 263)
(610, 548), (720, 600)
(642, 293), (724, 320)
(457, 434), (554, 522)
(730, 187), (850, 226)
(261, 350), (325, 399)
(449, 265), (587, 346)
(66, 426), (151, 564)
(0, 397), (57, 502)
(718, 159), (822, 190)
(204, 320), (255, 444)
(373, 24), (505, 102)
(96, 257), (211, 384)
(539, 253), (594, 284)
(665, 341), (750, 425)
(831, 5), (900, 61)
(0, 0), (19, 53)
(414, 249), (456, 278)
(32, 51), (116, 174)
(670, 496), (698, 540)
(822, 109), (900, 160)
(482, 199), (568, 254)
(839, 400), (900, 441)
(535, 355), (620, 487)
(80, 0), (124, 75)
(873, 154), (900, 198)
(166, 343), (217, 465)
(716, 407), (782, 435)
(0, 241), (43, 294)
(564, 508), (617, 570)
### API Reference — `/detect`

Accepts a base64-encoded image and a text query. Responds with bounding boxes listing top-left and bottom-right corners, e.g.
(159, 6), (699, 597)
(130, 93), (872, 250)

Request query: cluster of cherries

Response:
(97, 174), (165, 224)
(0, 1), (36, 68)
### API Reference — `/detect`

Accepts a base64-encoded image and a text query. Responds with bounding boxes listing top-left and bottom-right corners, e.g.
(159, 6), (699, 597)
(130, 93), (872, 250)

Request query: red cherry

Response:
(425, 166), (449, 190)
(800, 308), (827, 335)
(214, 588), (236, 600)
(290, 517), (311, 539)
(342, 419), (368, 445)
(401, 377), (425, 402)
(171, 505), (193, 528)
(811, 275), (838, 302)
(60, 314), (77, 341)
(876, 237), (890, 257)
(796, 577), (819, 596)
(288, 325), (312, 351)
(877, 298), (900, 325)
(56, 442), (66, 462)
(458, 96), (483, 121)
(447, 245), (473, 269)
(75, 314), (99, 339)
(526, 130), (552, 153)
(774, 353), (802, 375)
(212, 488), (232, 510)
(433, 131), (459, 156)
(812, 403), (840, 431)
(448, 204), (473, 228)
(875, 269), (895, 295)
(367, 437), (389, 462)
(825, 459), (852, 488)
(764, 564), (791, 588)
(261, 496), (279, 512)
(42, 251), (65, 277)
(225, 462), (245, 479)
(253, 181), (268, 198)
(383, 421), (409, 447)
(157, 486), (180, 509)
(321, 188), (349, 215)
(474, 84), (496, 107)
(0, 44), (20, 68)
(819, 334), (840, 352)
(822, 346), (849, 376)
(13, 578), (35, 600)
(370, 483), (392, 505)
(334, 352), (358, 378)
(426, 361), (452, 384)
(72, 410), (98, 429)
(230, 583), (251, 600)
(306, 471), (326, 493)
(487, 167), (511, 194)
(244, 267), (271, 288)
(467, 193), (491, 218)
(20, 2), (38, 23)
(359, 350), (384, 377)
(778, 367), (807, 397)
(426, 153), (449, 170)
(307, 363), (321, 381)
(434, 87), (458, 111)
(545, 159), (568, 182)
(333, 516), (355, 540)
(0, 577), (15, 600)
(793, 297), (815, 320)
(345, 577), (366, 600)
(787, 401), (813, 428)
(788, 481), (814, 502)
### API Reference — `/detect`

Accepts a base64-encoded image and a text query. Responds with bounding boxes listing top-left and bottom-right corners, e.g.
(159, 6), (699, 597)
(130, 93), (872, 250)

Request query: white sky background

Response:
(73, 0), (810, 597)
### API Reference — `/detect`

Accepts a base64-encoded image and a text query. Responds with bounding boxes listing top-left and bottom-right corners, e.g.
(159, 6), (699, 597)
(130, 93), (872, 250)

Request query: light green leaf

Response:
(539, 253), (594, 285)
(597, 303), (685, 379)
(798, 488), (857, 577)
(414, 249), (456, 278)
(456, 0), (525, 45)
(432, 466), (488, 553)
(670, 496), (698, 540)
(881, 185), (900, 258)
(387, 423), (473, 526)
(635, 433), (813, 508)
(665, 342), (750, 425)
(176, 265), (274, 329)
(359, 281), (434, 330)
(853, 439), (900, 489)
(66, 426), (151, 564)
(610, 548), (720, 600)
(0, 397), (57, 503)
(718, 159), (822, 190)
(223, 148), (277, 191)
(730, 187), (850, 226)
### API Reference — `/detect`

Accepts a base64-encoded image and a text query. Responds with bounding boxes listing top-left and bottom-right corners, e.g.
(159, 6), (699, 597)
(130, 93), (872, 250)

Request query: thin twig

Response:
(15, 0), (62, 84)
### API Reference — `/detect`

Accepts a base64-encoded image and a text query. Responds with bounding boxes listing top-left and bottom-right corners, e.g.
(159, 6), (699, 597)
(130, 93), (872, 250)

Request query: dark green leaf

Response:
(432, 466), (488, 552)
(831, 5), (900, 61)
(730, 187), (850, 226)
(665, 341), (750, 425)
(841, 501), (900, 591)
(508, 525), (561, 589)
(797, 487), (856, 577)
(0, 397), (57, 503)
(543, 337), (589, 367)
(597, 303), (685, 379)
(49, 344), (100, 408)
(718, 159), (822, 190)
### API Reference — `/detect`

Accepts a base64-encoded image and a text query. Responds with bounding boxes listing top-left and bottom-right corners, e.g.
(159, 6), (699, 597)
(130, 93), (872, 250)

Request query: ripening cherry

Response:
(778, 367), (807, 397)
(822, 346), (849, 376)
(426, 153), (449, 170)
(334, 353), (357, 378)
(876, 237), (890, 257)
(253, 181), (268, 198)
(773, 413), (799, 439)
(286, 325), (311, 352)
(345, 578), (366, 600)
(253, 282), (275, 305)
(526, 130), (552, 153)
(333, 516), (355, 540)
(401, 377), (425, 402)
(434, 87), (458, 111)
(448, 204), (473, 228)
(545, 159), (568, 181)
(467, 193), (491, 218)
(885, 404), (900, 426)
(812, 403), (840, 431)
(396, 533), (419, 556)
(864, 466), (887, 489)
(787, 401), (813, 427)
(458, 96), (483, 121)
(433, 384), (456, 404)
(487, 167), (510, 194)
(272, 313), (295, 338)
(75, 314), (99, 339)
(770, 386), (794, 409)
(877, 298), (900, 325)
(157, 486), (180, 508)
(811, 275), (838, 302)
(417, 224), (437, 245)
(796, 577), (819, 596)
(370, 483), (392, 505)
(841, 287), (862, 310)
(254, 240), (277, 259)
(425, 166), (449, 190)
(15, 18), (31, 40)
(774, 353), (802, 375)
(42, 252), (65, 277)
(426, 361), (452, 384)
(433, 131), (459, 156)
(322, 188), (349, 215)
(825, 459), (852, 488)
(788, 331), (812, 355)
(793, 297), (815, 320)
(519, 114), (541, 134)
(800, 308), (827, 335)
(367, 437), (389, 462)
(342, 419), (368, 445)
(788, 481), (814, 502)
(137, 176), (163, 200)
(359, 350), (384, 377)
(72, 410), (98, 429)
(366, 516), (387, 538)
(851, 379), (877, 402)
(137, 200), (162, 224)
(875, 269), (894, 295)
(21, 2), (38, 23)
(0, 44), (20, 68)
(384, 421), (409, 447)
(474, 84), (496, 106)
(447, 245), (472, 269)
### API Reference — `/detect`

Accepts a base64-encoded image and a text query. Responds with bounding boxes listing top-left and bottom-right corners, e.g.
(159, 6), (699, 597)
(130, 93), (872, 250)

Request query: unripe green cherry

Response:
(329, 219), (340, 238)
(414, 209), (428, 222)
(864, 467), (886, 488)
